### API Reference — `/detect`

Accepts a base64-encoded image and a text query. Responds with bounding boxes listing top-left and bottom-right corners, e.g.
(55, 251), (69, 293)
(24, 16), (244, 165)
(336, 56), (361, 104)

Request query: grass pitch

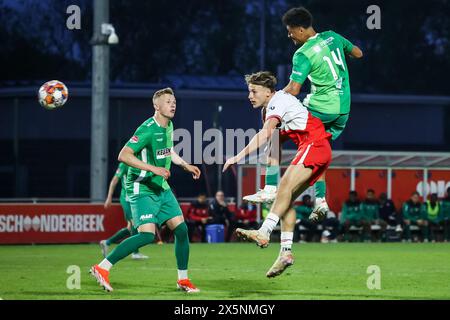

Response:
(1, 242), (449, 300)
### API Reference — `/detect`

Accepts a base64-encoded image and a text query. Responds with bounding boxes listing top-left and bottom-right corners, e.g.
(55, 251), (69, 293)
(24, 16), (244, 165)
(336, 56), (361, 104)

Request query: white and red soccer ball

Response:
(38, 80), (69, 110)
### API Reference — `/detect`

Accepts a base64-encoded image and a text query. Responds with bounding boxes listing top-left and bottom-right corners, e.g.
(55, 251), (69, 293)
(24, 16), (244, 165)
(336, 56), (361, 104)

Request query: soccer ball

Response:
(38, 80), (68, 110)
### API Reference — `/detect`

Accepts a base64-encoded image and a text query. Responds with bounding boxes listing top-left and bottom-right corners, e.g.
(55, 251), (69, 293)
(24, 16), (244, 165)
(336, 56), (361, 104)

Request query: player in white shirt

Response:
(223, 71), (332, 277)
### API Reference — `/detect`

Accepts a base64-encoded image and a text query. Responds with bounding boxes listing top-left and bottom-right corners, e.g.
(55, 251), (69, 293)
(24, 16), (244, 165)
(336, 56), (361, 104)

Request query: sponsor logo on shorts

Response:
(140, 214), (153, 220)
(130, 135), (139, 143)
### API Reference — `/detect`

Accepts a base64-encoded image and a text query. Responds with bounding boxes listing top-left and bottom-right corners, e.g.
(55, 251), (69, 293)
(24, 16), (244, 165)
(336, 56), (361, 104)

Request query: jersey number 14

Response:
(322, 48), (345, 86)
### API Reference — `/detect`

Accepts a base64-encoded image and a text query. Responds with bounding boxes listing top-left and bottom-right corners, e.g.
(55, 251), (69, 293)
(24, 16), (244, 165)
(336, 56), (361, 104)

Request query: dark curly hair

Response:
(282, 7), (313, 28)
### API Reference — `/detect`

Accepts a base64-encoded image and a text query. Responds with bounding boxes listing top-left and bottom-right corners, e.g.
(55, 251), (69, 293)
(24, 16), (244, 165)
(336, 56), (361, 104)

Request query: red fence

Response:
(0, 203), (126, 244)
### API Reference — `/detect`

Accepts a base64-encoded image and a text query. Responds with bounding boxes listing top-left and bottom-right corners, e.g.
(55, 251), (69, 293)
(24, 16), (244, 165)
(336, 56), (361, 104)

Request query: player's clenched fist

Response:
(184, 164), (201, 180)
(152, 167), (171, 180)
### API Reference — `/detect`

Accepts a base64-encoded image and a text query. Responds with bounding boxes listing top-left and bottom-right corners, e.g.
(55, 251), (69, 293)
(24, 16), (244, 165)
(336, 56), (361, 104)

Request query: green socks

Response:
(106, 227), (130, 245)
(315, 181), (326, 199)
(173, 223), (190, 270)
(265, 165), (280, 187)
(131, 225), (139, 254)
(107, 232), (154, 265)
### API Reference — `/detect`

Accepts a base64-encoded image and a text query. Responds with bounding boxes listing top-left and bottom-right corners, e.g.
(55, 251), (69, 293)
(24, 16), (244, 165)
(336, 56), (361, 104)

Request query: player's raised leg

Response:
(90, 222), (156, 292)
(237, 163), (313, 247)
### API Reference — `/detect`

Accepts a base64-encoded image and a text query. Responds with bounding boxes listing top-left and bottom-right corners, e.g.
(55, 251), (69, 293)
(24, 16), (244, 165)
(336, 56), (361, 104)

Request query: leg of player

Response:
(130, 220), (149, 260)
(243, 132), (282, 204)
(236, 164), (313, 248)
(266, 207), (296, 278)
(166, 215), (200, 293)
(90, 223), (156, 292)
(309, 172), (330, 222)
(99, 224), (131, 258)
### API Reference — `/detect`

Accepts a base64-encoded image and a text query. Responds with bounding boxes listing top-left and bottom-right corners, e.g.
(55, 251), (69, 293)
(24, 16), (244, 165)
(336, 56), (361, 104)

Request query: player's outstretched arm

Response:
(349, 45), (363, 59)
(118, 146), (170, 180)
(104, 175), (119, 209)
(223, 118), (279, 172)
(171, 149), (201, 180)
(283, 80), (302, 96)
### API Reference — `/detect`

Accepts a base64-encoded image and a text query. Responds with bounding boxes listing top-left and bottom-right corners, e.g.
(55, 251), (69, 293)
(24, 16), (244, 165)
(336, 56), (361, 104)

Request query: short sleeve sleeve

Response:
(114, 163), (125, 179)
(334, 32), (354, 55)
(265, 93), (287, 124)
(290, 52), (311, 84)
(125, 124), (152, 153)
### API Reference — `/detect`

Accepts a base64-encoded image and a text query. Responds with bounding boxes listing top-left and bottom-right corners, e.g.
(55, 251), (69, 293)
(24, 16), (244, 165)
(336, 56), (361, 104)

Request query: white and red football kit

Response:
(265, 90), (332, 186)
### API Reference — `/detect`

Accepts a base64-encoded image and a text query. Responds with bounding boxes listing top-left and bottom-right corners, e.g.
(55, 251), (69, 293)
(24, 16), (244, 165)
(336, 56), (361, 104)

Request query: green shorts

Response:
(130, 189), (182, 228)
(120, 196), (133, 221)
(309, 110), (349, 141)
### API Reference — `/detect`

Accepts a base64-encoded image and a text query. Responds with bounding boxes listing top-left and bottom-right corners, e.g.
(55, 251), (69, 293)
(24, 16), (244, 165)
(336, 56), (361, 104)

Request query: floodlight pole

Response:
(90, 0), (110, 202)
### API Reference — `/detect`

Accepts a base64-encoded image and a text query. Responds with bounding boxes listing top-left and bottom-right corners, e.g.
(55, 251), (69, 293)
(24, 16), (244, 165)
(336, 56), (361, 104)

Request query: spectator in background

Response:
(441, 187), (450, 242)
(379, 192), (402, 232)
(425, 193), (441, 242)
(294, 195), (317, 242)
(403, 191), (429, 242)
(186, 193), (211, 242)
(361, 189), (386, 241)
(209, 190), (233, 241)
(340, 191), (367, 242)
(233, 200), (259, 232)
(321, 210), (340, 243)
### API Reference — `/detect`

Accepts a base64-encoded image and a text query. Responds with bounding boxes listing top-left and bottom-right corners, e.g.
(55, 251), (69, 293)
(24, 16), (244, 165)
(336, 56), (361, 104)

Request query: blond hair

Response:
(244, 71), (277, 92)
(152, 87), (175, 104)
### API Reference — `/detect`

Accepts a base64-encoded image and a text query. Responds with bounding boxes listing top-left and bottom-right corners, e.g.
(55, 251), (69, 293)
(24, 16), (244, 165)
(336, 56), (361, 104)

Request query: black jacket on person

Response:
(208, 200), (233, 225)
(379, 199), (397, 222)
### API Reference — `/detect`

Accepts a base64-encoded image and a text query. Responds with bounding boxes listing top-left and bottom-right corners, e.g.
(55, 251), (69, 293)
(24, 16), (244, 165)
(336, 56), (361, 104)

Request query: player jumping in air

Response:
(99, 162), (149, 260)
(90, 88), (202, 293)
(244, 7), (363, 222)
(223, 71), (332, 277)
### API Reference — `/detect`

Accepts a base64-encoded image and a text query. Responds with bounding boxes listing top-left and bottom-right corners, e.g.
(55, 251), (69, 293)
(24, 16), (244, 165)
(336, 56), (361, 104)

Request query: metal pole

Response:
(350, 167), (356, 191)
(256, 162), (262, 223)
(13, 98), (20, 196)
(237, 165), (243, 207)
(90, 0), (110, 202)
(423, 168), (428, 199)
(259, 0), (266, 70)
(387, 168), (392, 199)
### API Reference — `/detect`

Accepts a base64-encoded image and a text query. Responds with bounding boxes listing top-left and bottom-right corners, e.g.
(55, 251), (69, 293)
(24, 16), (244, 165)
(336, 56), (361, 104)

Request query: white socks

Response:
(280, 231), (294, 252)
(264, 185), (277, 193)
(259, 212), (280, 236)
(315, 197), (326, 205)
(178, 270), (188, 280)
(99, 259), (112, 271)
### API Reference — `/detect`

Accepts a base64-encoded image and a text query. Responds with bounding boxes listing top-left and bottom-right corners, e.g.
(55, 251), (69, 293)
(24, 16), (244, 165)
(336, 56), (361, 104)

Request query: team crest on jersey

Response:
(130, 135), (139, 143)
(156, 148), (171, 159)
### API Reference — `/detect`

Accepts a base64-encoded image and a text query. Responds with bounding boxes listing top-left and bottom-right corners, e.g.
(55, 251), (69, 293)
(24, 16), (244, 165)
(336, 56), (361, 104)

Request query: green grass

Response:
(0, 242), (449, 300)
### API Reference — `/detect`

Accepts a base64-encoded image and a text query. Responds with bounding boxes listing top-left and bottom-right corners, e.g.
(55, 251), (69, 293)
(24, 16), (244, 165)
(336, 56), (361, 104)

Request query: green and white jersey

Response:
(114, 162), (129, 201)
(124, 116), (173, 198)
(290, 30), (354, 114)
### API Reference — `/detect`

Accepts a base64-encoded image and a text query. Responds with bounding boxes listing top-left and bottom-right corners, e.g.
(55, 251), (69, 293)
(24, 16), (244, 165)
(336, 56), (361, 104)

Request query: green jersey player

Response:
(245, 7), (363, 222)
(90, 87), (202, 293)
(99, 162), (149, 260)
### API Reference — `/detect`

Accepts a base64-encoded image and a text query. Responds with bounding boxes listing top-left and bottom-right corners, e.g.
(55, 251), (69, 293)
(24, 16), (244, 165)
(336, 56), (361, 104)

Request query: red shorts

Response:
(291, 138), (332, 186)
